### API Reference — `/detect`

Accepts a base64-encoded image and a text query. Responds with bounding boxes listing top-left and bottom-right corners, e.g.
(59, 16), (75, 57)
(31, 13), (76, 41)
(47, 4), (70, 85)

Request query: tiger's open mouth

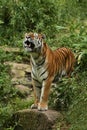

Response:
(24, 40), (35, 51)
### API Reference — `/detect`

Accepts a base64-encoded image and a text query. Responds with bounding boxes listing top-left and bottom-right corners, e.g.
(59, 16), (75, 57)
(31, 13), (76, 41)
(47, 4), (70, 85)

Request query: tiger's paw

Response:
(31, 104), (38, 109)
(38, 103), (48, 111)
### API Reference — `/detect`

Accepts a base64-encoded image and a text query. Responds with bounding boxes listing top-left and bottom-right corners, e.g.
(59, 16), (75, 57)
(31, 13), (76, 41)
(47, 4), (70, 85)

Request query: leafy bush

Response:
(0, 63), (15, 129)
(67, 72), (87, 130)
(0, 0), (59, 46)
(0, 0), (87, 46)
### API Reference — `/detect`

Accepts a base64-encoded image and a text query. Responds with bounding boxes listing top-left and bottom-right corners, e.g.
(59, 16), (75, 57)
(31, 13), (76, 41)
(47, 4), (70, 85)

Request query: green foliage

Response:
(0, 62), (16, 129)
(49, 78), (75, 110)
(0, 0), (59, 46)
(0, 0), (87, 46)
(0, 48), (30, 63)
(67, 75), (87, 130)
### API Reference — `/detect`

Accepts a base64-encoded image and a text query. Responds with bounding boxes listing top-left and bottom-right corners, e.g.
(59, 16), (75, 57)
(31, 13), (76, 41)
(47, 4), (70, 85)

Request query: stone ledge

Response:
(13, 109), (63, 130)
(0, 46), (20, 52)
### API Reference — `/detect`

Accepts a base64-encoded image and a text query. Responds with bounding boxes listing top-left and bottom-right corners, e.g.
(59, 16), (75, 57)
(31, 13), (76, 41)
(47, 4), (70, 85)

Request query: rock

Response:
(13, 109), (63, 130)
(12, 77), (32, 86)
(0, 46), (20, 52)
(15, 85), (32, 97)
(5, 61), (33, 99)
(5, 62), (32, 86)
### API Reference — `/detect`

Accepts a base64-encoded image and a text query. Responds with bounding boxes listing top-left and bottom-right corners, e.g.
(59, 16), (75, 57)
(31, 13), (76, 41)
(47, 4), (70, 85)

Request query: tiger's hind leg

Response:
(31, 79), (41, 109)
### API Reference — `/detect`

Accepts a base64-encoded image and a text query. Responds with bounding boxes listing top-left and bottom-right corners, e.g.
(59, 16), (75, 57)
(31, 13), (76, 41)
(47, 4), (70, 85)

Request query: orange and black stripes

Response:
(41, 43), (75, 80)
(24, 33), (75, 110)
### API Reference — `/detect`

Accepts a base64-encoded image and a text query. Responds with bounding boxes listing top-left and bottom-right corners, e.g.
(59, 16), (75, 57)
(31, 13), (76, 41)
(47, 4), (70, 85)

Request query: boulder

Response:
(5, 62), (32, 87)
(13, 109), (63, 130)
(15, 85), (32, 98)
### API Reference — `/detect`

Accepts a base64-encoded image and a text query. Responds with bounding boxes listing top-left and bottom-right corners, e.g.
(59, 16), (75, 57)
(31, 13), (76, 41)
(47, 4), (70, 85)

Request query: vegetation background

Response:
(0, 0), (87, 130)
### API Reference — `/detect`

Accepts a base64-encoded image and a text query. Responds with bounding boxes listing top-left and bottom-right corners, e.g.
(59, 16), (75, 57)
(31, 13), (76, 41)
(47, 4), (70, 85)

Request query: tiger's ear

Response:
(42, 34), (46, 39)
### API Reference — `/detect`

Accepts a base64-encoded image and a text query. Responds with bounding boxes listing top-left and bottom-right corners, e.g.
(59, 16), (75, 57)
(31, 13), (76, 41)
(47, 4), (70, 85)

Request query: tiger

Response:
(23, 32), (75, 111)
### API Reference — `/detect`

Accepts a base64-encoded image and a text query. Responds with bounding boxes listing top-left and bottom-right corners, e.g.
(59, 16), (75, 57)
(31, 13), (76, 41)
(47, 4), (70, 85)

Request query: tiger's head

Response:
(23, 32), (45, 53)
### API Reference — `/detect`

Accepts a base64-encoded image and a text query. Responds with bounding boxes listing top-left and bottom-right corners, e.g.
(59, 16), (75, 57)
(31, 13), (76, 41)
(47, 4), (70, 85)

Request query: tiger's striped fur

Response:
(23, 32), (75, 111)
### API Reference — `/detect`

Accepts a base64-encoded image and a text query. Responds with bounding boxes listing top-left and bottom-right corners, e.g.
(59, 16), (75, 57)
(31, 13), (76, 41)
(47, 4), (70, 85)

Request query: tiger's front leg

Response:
(31, 79), (41, 109)
(38, 78), (53, 111)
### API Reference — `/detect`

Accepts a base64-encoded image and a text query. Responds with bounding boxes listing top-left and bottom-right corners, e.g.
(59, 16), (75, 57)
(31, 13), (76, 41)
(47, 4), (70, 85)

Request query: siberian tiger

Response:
(23, 32), (75, 111)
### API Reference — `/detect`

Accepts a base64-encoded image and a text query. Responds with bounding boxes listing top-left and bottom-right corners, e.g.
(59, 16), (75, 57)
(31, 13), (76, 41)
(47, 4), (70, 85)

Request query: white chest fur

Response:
(31, 56), (48, 82)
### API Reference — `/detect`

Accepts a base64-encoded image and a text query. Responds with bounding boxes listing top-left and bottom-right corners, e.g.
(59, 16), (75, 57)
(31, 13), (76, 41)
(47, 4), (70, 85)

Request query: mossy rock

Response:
(13, 109), (62, 130)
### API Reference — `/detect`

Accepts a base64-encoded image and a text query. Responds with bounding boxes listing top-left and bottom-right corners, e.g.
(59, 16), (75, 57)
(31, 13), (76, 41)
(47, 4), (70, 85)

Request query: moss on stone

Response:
(13, 109), (62, 130)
